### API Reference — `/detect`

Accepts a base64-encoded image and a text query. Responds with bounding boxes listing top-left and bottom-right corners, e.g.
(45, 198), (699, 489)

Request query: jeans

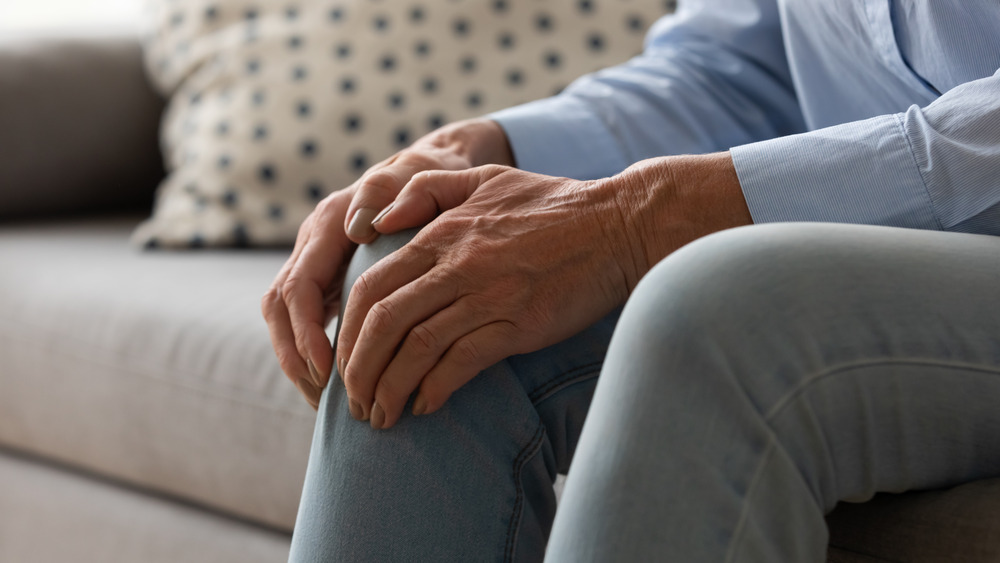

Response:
(289, 223), (1000, 562)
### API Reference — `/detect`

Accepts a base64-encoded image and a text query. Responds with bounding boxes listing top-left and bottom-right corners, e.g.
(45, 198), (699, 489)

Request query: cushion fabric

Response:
(0, 216), (316, 530)
(136, 0), (675, 247)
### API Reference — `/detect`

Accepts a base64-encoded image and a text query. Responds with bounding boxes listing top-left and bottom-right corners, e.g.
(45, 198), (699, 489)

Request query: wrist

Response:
(606, 152), (753, 288)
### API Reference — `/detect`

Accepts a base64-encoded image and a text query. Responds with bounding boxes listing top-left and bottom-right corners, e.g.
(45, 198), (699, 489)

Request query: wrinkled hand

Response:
(336, 165), (640, 429)
(261, 119), (514, 409)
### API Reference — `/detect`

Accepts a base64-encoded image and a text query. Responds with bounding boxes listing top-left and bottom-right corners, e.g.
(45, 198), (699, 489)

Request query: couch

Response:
(1, 34), (999, 563)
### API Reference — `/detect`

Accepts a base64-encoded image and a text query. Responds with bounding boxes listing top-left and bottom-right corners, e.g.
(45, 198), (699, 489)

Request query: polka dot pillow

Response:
(135, 0), (676, 248)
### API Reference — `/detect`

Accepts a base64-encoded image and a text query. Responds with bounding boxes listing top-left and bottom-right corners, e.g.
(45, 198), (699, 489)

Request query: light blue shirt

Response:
(491, 0), (1000, 234)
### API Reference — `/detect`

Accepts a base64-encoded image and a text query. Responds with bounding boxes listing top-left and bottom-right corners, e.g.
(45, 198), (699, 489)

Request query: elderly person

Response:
(262, 0), (1000, 560)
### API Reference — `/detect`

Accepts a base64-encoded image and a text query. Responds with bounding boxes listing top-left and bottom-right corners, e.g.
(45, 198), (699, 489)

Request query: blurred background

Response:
(0, 0), (143, 35)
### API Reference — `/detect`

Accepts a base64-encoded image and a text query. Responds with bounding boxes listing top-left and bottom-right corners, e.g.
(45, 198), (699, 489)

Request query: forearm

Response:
(605, 152), (754, 290)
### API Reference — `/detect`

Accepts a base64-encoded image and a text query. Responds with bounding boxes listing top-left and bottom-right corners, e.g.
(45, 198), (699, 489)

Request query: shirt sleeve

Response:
(489, 0), (806, 180)
(731, 69), (1000, 234)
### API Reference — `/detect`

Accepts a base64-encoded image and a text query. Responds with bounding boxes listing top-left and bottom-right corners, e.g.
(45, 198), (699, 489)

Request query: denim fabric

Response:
(291, 223), (1000, 562)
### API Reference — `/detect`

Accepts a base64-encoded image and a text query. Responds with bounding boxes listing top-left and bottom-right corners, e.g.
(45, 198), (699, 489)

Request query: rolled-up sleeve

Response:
(732, 70), (1000, 234)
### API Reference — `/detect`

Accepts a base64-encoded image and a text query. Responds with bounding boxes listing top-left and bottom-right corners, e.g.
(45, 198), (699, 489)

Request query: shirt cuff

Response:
(488, 96), (631, 180)
(730, 114), (942, 230)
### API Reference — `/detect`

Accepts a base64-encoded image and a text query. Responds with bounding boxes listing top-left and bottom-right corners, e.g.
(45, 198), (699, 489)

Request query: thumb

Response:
(372, 165), (509, 233)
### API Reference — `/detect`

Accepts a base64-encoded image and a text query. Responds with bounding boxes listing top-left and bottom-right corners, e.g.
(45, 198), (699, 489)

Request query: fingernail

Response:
(370, 402), (386, 430)
(295, 379), (319, 411)
(348, 398), (363, 421)
(370, 203), (394, 227)
(412, 394), (427, 416)
(347, 208), (379, 239)
(338, 356), (346, 378)
(307, 358), (323, 387)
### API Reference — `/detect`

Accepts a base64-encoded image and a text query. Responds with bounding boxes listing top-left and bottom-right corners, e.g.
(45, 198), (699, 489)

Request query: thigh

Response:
(550, 223), (1000, 562)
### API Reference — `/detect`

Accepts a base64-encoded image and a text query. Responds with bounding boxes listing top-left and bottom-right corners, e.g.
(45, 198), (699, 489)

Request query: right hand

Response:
(261, 119), (515, 409)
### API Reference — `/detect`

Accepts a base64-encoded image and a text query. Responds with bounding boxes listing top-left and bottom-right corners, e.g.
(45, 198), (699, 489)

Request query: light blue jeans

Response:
(289, 223), (1000, 562)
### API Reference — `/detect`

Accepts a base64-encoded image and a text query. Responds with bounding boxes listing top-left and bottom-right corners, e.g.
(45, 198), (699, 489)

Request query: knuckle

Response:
(407, 324), (439, 355)
(359, 169), (402, 198)
(260, 288), (279, 318)
(282, 273), (307, 300)
(367, 299), (396, 332)
(341, 366), (364, 392)
(452, 337), (483, 366)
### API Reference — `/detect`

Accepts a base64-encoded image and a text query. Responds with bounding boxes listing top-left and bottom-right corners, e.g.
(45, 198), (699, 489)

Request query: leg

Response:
(289, 230), (618, 562)
(547, 223), (1000, 562)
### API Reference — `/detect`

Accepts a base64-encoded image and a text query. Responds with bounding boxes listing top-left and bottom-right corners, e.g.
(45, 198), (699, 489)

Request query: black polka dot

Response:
(373, 14), (390, 32)
(492, 0), (508, 13)
(223, 190), (239, 208)
(422, 76), (438, 94)
(292, 66), (308, 81)
(460, 56), (477, 73)
(170, 12), (184, 27)
(297, 100), (312, 117)
(394, 126), (411, 147)
(217, 155), (231, 169)
(287, 35), (304, 49)
(414, 40), (431, 57)
(543, 51), (562, 69)
(144, 238), (160, 250)
(387, 91), (406, 109)
(380, 54), (397, 72)
(189, 234), (205, 249)
(552, 84), (567, 96)
(578, 0), (594, 13)
(259, 164), (277, 184)
(204, 5), (219, 20)
(452, 18), (470, 37)
(350, 152), (369, 172)
(268, 204), (284, 221)
(329, 7), (345, 22)
(300, 139), (318, 158)
(409, 6), (425, 22)
(285, 6), (299, 19)
(306, 182), (325, 201)
(498, 32), (515, 49)
(506, 68), (524, 86)
(535, 13), (554, 32)
(587, 33), (606, 51)
(626, 14), (645, 33)
(251, 89), (266, 106)
(664, 0), (678, 12)
(343, 113), (363, 133)
(427, 113), (446, 131)
(340, 76), (357, 94)
(245, 59), (261, 74)
(189, 92), (202, 105)
(466, 91), (483, 109)
(253, 124), (268, 140)
(233, 224), (249, 247)
(244, 8), (258, 20)
(334, 43), (351, 59)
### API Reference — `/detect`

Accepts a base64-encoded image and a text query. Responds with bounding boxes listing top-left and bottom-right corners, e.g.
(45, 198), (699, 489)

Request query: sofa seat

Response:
(0, 215), (317, 531)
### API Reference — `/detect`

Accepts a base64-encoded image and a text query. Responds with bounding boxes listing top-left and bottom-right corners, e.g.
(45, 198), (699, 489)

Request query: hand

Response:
(336, 165), (640, 429)
(261, 119), (514, 409)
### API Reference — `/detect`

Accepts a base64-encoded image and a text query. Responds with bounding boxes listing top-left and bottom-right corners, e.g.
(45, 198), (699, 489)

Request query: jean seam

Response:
(504, 421), (547, 563)
(724, 441), (777, 563)
(527, 361), (604, 405)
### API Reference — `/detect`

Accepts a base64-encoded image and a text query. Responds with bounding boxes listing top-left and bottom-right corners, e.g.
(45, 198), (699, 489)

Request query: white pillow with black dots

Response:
(135, 0), (676, 248)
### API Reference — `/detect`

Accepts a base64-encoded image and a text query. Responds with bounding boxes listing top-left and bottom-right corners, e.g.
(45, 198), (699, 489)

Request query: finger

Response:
(338, 258), (447, 421)
(262, 289), (314, 394)
(372, 165), (511, 234)
(345, 156), (436, 244)
(283, 192), (355, 388)
(411, 321), (520, 417)
(372, 296), (494, 430)
(295, 377), (321, 411)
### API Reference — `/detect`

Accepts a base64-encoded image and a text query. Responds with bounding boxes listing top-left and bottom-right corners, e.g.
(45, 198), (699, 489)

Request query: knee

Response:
(340, 228), (421, 313)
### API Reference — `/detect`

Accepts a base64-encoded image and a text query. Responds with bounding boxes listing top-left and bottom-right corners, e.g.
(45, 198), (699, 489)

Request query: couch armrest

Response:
(0, 35), (165, 220)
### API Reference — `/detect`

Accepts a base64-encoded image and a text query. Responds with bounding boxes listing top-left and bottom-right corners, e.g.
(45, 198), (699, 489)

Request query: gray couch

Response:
(1, 35), (998, 563)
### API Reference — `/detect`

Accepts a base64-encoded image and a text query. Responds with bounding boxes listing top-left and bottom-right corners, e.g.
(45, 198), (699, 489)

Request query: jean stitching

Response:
(504, 422), (547, 563)
(527, 361), (604, 404)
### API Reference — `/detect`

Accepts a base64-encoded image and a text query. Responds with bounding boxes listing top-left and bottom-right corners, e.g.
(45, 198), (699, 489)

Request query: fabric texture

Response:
(0, 36), (163, 220)
(136, 0), (674, 248)
(490, 0), (1000, 235)
(0, 216), (315, 530)
(0, 449), (291, 563)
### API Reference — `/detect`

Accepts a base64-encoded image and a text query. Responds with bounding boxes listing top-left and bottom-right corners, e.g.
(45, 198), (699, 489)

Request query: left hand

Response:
(336, 165), (639, 430)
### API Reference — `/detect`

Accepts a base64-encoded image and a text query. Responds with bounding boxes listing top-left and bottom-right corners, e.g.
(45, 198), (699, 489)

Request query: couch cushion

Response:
(0, 216), (317, 531)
